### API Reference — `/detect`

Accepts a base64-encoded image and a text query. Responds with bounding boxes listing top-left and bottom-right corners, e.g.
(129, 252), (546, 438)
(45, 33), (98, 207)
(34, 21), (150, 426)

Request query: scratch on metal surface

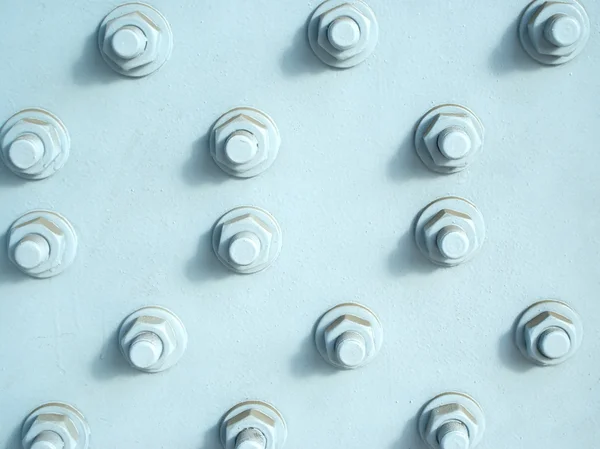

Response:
(54, 313), (66, 375)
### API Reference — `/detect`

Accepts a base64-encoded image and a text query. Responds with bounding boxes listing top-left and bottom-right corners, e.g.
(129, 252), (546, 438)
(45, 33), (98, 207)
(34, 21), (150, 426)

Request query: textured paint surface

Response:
(0, 1), (599, 448)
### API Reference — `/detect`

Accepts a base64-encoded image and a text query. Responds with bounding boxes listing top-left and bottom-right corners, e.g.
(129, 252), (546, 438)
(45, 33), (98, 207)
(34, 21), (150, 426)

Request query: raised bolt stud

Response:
(8, 134), (44, 170)
(235, 428), (267, 449)
(308, 0), (379, 69)
(436, 225), (470, 261)
(518, 0), (590, 65)
(119, 306), (188, 373)
(515, 300), (583, 366)
(418, 392), (485, 449)
(111, 25), (147, 59)
(537, 327), (571, 359)
(220, 401), (287, 449)
(335, 330), (367, 368)
(210, 107), (280, 178)
(437, 126), (472, 160)
(415, 197), (485, 267)
(544, 14), (581, 47)
(213, 206), (282, 274)
(328, 17), (361, 51)
(1, 108), (70, 180)
(31, 431), (64, 449)
(437, 421), (470, 449)
(228, 232), (262, 267)
(225, 131), (259, 165)
(13, 234), (51, 270)
(315, 303), (383, 370)
(128, 331), (164, 369)
(415, 104), (484, 174)
(8, 210), (78, 278)
(21, 402), (90, 449)
(98, 3), (173, 77)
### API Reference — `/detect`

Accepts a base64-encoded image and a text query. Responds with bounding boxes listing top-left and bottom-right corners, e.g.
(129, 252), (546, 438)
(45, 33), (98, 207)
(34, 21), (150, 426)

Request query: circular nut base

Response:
(210, 107), (281, 178)
(414, 196), (485, 267)
(414, 104), (484, 174)
(518, 0), (590, 65)
(118, 306), (188, 373)
(0, 108), (70, 180)
(418, 392), (486, 449)
(98, 2), (173, 77)
(308, 0), (379, 69)
(220, 400), (287, 449)
(515, 300), (583, 366)
(314, 302), (383, 369)
(22, 402), (90, 449)
(212, 206), (282, 274)
(7, 210), (78, 279)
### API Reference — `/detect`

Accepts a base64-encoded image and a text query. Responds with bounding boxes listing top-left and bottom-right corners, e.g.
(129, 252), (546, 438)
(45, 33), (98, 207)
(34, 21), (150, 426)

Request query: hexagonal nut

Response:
(323, 314), (375, 363)
(422, 113), (483, 168)
(528, 2), (584, 57)
(218, 214), (273, 268)
(213, 114), (270, 173)
(524, 311), (576, 360)
(317, 3), (372, 61)
(224, 409), (277, 448)
(23, 414), (79, 449)
(102, 11), (161, 71)
(424, 404), (480, 449)
(121, 315), (177, 363)
(8, 217), (66, 274)
(423, 209), (477, 259)
(2, 118), (61, 172)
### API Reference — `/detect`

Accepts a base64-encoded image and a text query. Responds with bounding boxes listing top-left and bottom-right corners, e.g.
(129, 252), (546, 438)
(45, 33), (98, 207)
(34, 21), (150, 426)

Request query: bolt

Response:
(335, 330), (367, 368)
(228, 231), (262, 267)
(544, 13), (581, 47)
(8, 133), (44, 170)
(537, 326), (571, 359)
(328, 17), (361, 51)
(437, 126), (472, 160)
(437, 421), (470, 449)
(225, 131), (259, 165)
(436, 225), (471, 261)
(31, 431), (64, 449)
(111, 26), (147, 59)
(13, 234), (50, 270)
(235, 428), (267, 449)
(128, 331), (164, 369)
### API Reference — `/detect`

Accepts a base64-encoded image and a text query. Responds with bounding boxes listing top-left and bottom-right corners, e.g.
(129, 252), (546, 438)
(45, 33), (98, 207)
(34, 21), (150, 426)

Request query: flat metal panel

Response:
(0, 1), (599, 448)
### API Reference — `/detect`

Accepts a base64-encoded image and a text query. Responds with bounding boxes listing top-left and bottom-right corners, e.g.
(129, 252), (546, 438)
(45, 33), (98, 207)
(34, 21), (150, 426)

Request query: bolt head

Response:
(121, 316), (177, 367)
(217, 215), (274, 270)
(224, 410), (277, 449)
(7, 133), (44, 169)
(524, 311), (577, 363)
(328, 17), (361, 51)
(111, 26), (147, 59)
(213, 115), (270, 173)
(13, 234), (50, 270)
(23, 414), (79, 449)
(528, 2), (585, 57)
(323, 314), (375, 367)
(422, 113), (483, 169)
(8, 217), (66, 276)
(424, 404), (480, 449)
(2, 118), (61, 175)
(335, 330), (367, 367)
(423, 209), (478, 265)
(317, 3), (372, 61)
(102, 11), (161, 71)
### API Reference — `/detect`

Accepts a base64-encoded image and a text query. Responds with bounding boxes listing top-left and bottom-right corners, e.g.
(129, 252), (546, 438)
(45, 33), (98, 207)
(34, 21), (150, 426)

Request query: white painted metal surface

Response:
(1, 1), (599, 448)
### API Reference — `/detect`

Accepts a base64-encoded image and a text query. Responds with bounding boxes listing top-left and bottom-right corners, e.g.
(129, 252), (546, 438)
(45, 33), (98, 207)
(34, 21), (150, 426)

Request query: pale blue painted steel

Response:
(0, 1), (599, 449)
